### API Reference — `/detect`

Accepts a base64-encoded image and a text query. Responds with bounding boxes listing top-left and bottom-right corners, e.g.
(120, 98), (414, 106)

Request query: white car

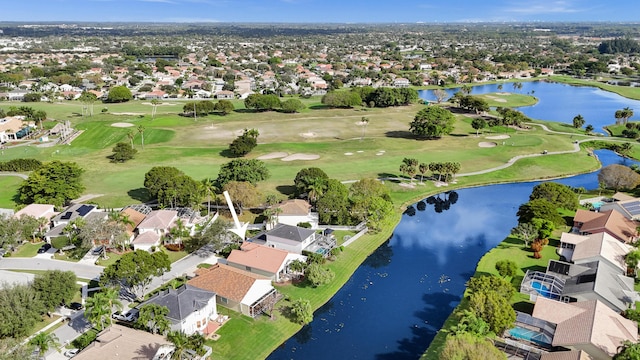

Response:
(64, 348), (79, 358)
(112, 310), (138, 322)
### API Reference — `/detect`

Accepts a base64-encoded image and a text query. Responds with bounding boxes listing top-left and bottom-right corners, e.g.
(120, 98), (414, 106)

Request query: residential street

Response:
(0, 258), (104, 280)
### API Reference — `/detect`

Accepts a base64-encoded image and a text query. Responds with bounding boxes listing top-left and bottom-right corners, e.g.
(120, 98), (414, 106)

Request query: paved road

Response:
(0, 258), (104, 280)
(147, 246), (220, 294)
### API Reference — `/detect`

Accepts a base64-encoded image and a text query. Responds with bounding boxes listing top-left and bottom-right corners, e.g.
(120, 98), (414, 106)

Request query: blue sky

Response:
(4, 0), (640, 23)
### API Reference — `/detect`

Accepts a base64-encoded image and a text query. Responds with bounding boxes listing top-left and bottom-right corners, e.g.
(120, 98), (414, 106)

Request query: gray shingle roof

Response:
(142, 284), (215, 322)
(267, 223), (315, 243)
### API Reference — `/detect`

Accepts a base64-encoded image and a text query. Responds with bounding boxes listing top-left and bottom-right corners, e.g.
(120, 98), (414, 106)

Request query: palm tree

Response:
(169, 218), (189, 245)
(150, 99), (160, 120)
(85, 293), (111, 330)
(137, 125), (145, 150)
(418, 163), (428, 183)
(360, 116), (369, 141)
(201, 178), (216, 217)
(167, 331), (189, 359)
(572, 114), (585, 129)
(29, 332), (60, 354)
(102, 287), (123, 326)
(127, 130), (135, 149)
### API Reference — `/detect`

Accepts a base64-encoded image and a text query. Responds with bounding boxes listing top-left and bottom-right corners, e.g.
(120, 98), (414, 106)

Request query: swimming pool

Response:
(592, 201), (604, 209)
(531, 281), (556, 299)
(509, 326), (552, 347)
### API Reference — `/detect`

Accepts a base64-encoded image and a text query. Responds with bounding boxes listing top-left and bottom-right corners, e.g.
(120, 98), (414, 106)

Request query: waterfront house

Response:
(273, 199), (318, 229)
(187, 264), (277, 318)
(72, 324), (170, 360)
(557, 232), (632, 272)
(572, 209), (638, 244)
(226, 242), (306, 282)
(532, 297), (637, 360)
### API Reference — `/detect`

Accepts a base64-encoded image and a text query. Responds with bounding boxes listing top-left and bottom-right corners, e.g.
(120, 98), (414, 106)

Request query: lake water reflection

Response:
(268, 150), (639, 360)
(418, 81), (640, 135)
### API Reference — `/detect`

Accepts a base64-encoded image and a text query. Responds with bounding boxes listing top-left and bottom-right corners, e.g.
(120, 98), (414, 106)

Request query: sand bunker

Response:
(300, 132), (317, 138)
(344, 152), (354, 156)
(478, 142), (497, 148)
(355, 121), (369, 126)
(257, 152), (288, 160)
(496, 92), (511, 96)
(486, 135), (510, 140)
(111, 122), (135, 128)
(141, 102), (175, 106)
(492, 98), (507, 102)
(281, 153), (320, 161)
(112, 112), (144, 116)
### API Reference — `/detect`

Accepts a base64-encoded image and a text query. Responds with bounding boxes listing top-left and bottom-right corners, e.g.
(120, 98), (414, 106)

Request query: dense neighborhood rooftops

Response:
(532, 297), (637, 357)
(141, 284), (215, 322)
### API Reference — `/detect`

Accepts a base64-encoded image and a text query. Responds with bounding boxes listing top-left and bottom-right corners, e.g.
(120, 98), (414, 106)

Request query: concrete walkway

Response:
(0, 171), (28, 179)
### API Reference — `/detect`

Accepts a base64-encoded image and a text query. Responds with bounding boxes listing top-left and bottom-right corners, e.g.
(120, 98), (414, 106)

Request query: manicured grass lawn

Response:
(550, 75), (640, 101)
(475, 92), (538, 107)
(0, 176), (22, 208)
(95, 252), (122, 267)
(160, 246), (188, 263)
(12, 242), (44, 258)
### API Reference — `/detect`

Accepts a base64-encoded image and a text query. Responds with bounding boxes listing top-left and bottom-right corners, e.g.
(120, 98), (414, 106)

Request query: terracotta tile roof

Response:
(227, 243), (289, 274)
(73, 324), (170, 360)
(187, 264), (267, 303)
(540, 350), (592, 360)
(571, 232), (632, 270)
(612, 192), (636, 202)
(120, 208), (146, 233)
(532, 298), (637, 356)
(574, 209), (637, 243)
(14, 204), (56, 220)
(132, 231), (160, 245)
(138, 210), (177, 231)
(276, 199), (311, 216)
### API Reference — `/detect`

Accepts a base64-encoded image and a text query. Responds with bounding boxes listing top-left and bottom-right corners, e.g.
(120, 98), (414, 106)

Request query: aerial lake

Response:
(269, 80), (640, 359)
(418, 81), (640, 135)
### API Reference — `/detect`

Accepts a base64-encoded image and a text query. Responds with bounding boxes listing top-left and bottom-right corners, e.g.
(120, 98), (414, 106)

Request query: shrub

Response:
(72, 330), (97, 349)
(0, 158), (42, 172)
(302, 250), (325, 265)
(164, 244), (184, 252)
(297, 222), (312, 229)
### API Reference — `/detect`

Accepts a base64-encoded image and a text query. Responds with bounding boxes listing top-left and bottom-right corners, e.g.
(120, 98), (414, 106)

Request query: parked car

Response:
(64, 348), (79, 358)
(37, 243), (52, 254)
(112, 309), (138, 322)
(91, 245), (104, 256)
(67, 302), (83, 311)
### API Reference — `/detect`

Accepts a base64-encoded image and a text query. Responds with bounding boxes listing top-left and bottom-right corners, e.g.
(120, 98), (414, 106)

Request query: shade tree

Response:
(100, 250), (171, 301)
(409, 106), (456, 139)
(18, 161), (85, 208)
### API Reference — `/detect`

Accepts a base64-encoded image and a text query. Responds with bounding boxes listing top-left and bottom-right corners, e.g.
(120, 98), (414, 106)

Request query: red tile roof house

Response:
(187, 264), (277, 318)
(226, 242), (306, 282)
(572, 209), (638, 244)
(532, 297), (637, 360)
